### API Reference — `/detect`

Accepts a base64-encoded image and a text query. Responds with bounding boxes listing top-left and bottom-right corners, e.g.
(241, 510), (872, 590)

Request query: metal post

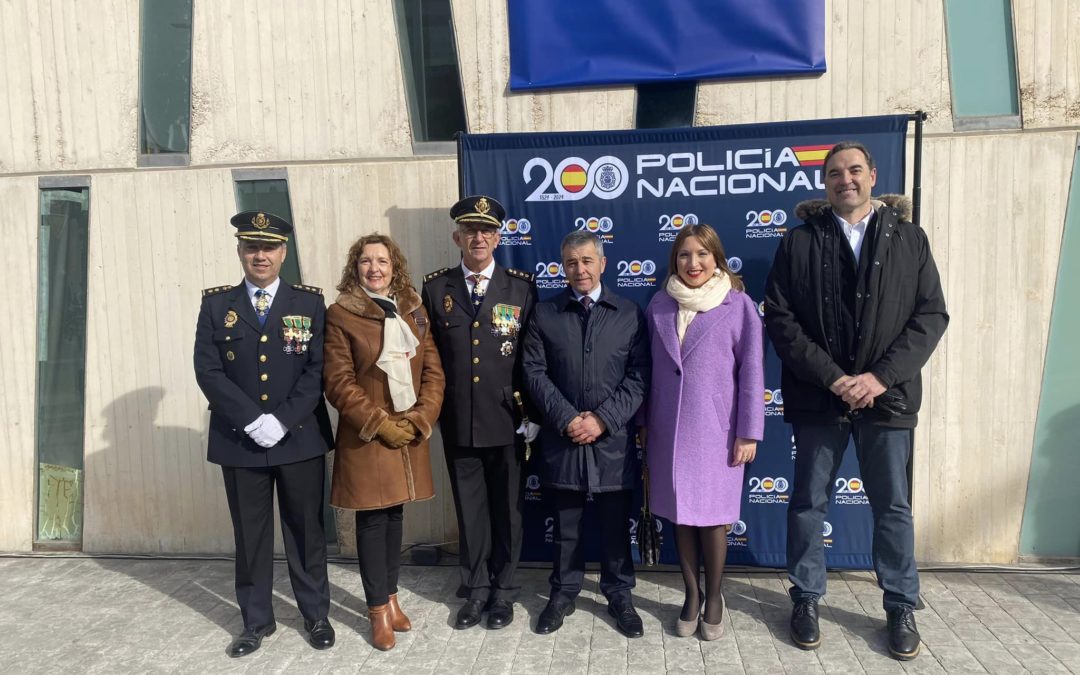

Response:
(911, 111), (928, 226)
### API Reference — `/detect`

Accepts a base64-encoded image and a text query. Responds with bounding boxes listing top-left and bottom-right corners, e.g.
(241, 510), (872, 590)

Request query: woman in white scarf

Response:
(638, 224), (765, 641)
(323, 234), (445, 651)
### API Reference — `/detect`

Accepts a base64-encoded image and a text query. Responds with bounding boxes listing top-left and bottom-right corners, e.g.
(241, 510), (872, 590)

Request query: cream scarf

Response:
(364, 289), (420, 412)
(665, 271), (732, 344)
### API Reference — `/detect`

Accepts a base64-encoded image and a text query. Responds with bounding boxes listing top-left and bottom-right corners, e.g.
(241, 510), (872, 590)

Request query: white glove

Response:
(247, 414), (287, 448)
(515, 421), (541, 443)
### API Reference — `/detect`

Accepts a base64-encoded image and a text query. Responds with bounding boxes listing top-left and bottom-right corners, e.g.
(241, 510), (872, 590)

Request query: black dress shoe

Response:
(455, 599), (485, 629)
(886, 606), (921, 660)
(607, 598), (644, 638)
(790, 597), (820, 650)
(535, 599), (575, 634)
(304, 617), (336, 650)
(227, 623), (276, 658)
(486, 599), (514, 629)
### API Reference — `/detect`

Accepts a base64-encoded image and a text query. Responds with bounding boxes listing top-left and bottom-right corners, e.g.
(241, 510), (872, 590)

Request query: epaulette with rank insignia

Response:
(292, 283), (323, 295)
(506, 267), (535, 282)
(202, 285), (232, 297)
(424, 267), (450, 283)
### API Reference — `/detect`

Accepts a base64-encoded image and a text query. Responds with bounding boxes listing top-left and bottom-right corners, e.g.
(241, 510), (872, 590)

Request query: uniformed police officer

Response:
(194, 211), (336, 657)
(421, 196), (539, 630)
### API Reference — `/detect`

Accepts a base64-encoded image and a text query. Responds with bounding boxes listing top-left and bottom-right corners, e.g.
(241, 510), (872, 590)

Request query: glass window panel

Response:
(636, 81), (697, 129)
(139, 0), (193, 154)
(944, 0), (1020, 120)
(235, 180), (302, 286)
(394, 0), (468, 142)
(36, 188), (91, 545)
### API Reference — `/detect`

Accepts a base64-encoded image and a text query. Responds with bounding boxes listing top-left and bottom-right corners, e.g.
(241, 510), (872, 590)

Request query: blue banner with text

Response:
(460, 115), (909, 568)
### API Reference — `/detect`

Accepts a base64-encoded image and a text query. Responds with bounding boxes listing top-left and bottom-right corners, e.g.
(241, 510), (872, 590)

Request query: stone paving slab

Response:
(0, 557), (1077, 674)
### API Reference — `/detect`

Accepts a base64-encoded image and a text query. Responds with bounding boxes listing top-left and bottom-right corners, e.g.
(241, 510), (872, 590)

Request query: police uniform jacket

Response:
(194, 281), (334, 467)
(421, 264), (537, 448)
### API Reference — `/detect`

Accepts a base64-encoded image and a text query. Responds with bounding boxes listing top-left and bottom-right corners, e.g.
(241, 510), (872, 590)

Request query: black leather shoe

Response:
(607, 598), (644, 638)
(454, 599), (485, 629)
(304, 617), (335, 650)
(227, 623), (276, 658)
(790, 598), (820, 650)
(486, 599), (514, 629)
(886, 606), (921, 660)
(535, 599), (575, 634)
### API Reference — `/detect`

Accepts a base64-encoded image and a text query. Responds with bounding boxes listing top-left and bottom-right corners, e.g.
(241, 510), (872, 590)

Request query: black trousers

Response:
(221, 455), (331, 630)
(444, 443), (523, 602)
(548, 488), (635, 604)
(354, 505), (404, 607)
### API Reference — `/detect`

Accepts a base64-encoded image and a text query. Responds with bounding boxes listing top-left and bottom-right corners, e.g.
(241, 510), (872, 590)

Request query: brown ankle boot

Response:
(387, 593), (412, 632)
(367, 604), (396, 651)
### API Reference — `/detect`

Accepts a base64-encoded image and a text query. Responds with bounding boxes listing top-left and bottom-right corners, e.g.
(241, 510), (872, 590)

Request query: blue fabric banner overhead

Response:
(508, 0), (826, 91)
(460, 115), (910, 569)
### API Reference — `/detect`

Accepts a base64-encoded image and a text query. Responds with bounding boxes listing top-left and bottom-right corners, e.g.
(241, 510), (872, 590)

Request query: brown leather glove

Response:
(376, 419), (416, 448)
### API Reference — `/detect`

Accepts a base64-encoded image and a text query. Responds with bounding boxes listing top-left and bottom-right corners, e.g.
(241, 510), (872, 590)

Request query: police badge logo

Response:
(500, 340), (514, 357)
(443, 294), (454, 314)
(224, 310), (238, 327)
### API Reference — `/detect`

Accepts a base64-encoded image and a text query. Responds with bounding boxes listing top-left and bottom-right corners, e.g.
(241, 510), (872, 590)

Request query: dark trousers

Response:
(221, 455), (331, 630)
(355, 505), (404, 607)
(548, 488), (635, 604)
(787, 421), (919, 610)
(444, 443), (523, 602)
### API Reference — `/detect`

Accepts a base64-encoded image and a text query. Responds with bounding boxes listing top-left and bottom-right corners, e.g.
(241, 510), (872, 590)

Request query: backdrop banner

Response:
(508, 0), (825, 91)
(460, 115), (909, 568)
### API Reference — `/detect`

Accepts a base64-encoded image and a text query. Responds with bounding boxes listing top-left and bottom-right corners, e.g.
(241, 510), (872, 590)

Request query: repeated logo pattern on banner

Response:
(460, 115), (910, 569)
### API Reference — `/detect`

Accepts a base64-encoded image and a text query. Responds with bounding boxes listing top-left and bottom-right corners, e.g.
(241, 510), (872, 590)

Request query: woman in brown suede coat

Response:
(324, 233), (444, 651)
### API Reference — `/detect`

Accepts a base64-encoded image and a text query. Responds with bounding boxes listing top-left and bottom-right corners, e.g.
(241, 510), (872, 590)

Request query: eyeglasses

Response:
(459, 227), (498, 240)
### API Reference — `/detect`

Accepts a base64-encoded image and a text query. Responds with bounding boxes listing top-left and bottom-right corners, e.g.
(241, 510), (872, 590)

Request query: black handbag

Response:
(638, 447), (662, 567)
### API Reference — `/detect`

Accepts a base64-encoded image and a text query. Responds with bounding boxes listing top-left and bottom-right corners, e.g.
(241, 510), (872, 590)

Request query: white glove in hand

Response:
(515, 421), (541, 443)
(259, 414), (287, 446)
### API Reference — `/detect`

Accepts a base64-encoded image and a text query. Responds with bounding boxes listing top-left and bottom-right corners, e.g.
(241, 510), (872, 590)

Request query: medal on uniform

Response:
(224, 310), (238, 327)
(282, 316), (298, 354)
(299, 316), (312, 354)
(501, 340), (514, 357)
(491, 303), (521, 337)
(444, 294), (454, 314)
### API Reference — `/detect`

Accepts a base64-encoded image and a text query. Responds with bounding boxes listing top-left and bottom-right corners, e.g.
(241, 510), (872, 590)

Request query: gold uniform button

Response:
(260, 374), (268, 381)
(260, 335), (268, 343)
(472, 321), (480, 328)
(259, 355), (267, 363)
(225, 336), (231, 342)
(472, 376), (480, 383)
(472, 339), (480, 346)
(472, 357), (479, 364)
(260, 394), (269, 401)
(226, 351), (235, 361)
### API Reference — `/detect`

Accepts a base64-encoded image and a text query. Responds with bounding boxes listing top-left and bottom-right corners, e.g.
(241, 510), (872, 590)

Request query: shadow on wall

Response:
(86, 386), (231, 554)
(384, 206), (458, 283)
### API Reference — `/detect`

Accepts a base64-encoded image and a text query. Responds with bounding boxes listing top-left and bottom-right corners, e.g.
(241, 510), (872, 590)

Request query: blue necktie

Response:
(254, 289), (270, 327)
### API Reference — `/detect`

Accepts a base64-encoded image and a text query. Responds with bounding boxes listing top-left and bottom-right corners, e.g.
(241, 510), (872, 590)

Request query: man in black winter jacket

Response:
(764, 141), (948, 661)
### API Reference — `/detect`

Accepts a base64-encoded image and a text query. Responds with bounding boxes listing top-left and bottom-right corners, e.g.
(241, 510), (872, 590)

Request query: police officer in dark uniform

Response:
(421, 196), (538, 630)
(194, 211), (336, 657)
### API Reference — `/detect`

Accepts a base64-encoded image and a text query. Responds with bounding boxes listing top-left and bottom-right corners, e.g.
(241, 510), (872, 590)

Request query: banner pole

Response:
(911, 111), (928, 226)
(455, 131), (465, 199)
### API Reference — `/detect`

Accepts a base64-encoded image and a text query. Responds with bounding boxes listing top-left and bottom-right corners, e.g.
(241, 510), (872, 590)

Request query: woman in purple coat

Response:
(640, 224), (765, 640)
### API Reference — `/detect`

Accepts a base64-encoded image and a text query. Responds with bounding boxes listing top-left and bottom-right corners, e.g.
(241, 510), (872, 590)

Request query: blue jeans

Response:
(787, 421), (919, 610)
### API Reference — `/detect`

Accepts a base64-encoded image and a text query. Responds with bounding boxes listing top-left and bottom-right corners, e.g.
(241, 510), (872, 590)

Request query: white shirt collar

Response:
(832, 207), (874, 234)
(460, 258), (496, 280)
(244, 276), (282, 303)
(572, 283), (602, 305)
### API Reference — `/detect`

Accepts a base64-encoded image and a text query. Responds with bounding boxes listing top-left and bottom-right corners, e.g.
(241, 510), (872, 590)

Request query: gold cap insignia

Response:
(252, 212), (269, 230)
(475, 197), (490, 215)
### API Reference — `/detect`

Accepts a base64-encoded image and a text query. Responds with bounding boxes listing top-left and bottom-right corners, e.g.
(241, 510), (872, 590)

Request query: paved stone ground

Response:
(1, 556), (1078, 673)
